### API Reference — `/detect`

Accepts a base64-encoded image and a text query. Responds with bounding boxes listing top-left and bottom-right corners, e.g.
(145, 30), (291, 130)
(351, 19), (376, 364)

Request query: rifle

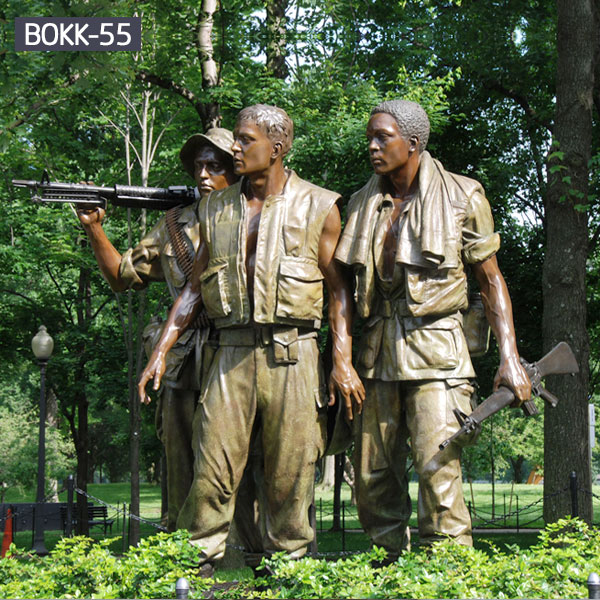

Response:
(12, 170), (199, 211)
(439, 341), (579, 450)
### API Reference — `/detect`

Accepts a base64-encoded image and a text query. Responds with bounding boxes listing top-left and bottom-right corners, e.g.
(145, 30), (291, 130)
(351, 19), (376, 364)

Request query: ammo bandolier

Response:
(335, 151), (501, 550)
(119, 204), (259, 550)
(176, 171), (337, 564)
(119, 202), (203, 532)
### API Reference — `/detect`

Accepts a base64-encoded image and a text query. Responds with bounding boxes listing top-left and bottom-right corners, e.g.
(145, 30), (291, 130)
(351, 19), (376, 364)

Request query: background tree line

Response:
(0, 0), (598, 537)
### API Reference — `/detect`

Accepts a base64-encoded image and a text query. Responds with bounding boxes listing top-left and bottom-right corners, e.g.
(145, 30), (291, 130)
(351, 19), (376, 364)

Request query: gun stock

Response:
(439, 341), (578, 451)
(533, 341), (579, 378)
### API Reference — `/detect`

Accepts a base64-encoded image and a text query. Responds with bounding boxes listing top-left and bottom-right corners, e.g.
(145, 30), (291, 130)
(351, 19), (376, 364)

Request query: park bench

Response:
(0, 503), (115, 537)
(86, 504), (114, 534)
(58, 503), (115, 534)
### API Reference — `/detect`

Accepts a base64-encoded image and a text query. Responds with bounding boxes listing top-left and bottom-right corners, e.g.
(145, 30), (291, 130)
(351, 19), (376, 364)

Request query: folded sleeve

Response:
(461, 190), (501, 264)
(118, 218), (166, 289)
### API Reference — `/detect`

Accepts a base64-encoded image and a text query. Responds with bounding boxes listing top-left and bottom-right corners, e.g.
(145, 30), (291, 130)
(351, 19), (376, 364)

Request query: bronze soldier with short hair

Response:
(139, 104), (364, 573)
(336, 99), (531, 553)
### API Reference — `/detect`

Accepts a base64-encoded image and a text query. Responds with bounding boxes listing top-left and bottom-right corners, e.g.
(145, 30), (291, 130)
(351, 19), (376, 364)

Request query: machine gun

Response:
(439, 341), (579, 450)
(12, 171), (199, 211)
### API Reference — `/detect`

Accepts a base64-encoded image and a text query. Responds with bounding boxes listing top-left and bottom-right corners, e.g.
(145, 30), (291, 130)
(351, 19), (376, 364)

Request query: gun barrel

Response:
(12, 177), (198, 210)
(438, 386), (514, 451)
(12, 179), (39, 188)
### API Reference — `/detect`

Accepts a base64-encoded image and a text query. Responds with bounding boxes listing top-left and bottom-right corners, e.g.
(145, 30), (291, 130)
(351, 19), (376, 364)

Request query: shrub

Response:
(222, 517), (600, 599)
(0, 530), (212, 599)
(1, 518), (599, 598)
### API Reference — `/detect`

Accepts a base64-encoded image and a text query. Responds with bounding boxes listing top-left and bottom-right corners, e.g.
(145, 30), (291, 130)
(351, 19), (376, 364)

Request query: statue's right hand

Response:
(77, 206), (106, 226)
(138, 353), (166, 405)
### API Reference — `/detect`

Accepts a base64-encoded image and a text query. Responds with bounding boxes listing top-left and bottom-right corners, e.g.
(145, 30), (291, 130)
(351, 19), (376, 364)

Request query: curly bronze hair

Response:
(371, 100), (430, 152)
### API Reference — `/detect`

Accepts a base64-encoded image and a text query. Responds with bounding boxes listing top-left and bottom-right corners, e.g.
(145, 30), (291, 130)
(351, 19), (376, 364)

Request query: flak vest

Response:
(338, 169), (499, 321)
(197, 171), (339, 330)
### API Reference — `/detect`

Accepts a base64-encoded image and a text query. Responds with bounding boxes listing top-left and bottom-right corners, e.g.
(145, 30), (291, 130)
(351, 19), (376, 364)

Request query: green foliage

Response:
(0, 369), (75, 501)
(223, 518), (600, 599)
(1, 0), (597, 517)
(0, 531), (212, 599)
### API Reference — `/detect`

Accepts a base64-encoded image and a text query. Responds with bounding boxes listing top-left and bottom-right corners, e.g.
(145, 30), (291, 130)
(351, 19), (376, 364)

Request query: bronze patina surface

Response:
(139, 104), (364, 568)
(336, 100), (531, 551)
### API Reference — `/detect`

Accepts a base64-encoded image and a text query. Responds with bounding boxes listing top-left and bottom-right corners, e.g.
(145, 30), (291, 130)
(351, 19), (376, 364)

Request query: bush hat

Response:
(179, 127), (234, 178)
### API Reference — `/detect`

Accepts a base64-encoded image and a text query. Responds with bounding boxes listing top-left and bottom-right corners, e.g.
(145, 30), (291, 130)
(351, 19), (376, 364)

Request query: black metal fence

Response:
(0, 474), (167, 553)
(2, 471), (600, 558)
(313, 470), (600, 554)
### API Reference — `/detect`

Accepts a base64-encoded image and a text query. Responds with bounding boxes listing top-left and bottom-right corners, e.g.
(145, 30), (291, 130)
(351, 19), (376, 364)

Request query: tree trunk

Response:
(127, 284), (142, 546)
(331, 453), (344, 531)
(320, 455), (335, 488)
(593, 0), (600, 116)
(74, 266), (91, 536)
(197, 0), (220, 129)
(160, 450), (168, 525)
(75, 387), (89, 536)
(543, 0), (594, 524)
(266, 0), (288, 79)
(510, 455), (525, 484)
(46, 388), (60, 502)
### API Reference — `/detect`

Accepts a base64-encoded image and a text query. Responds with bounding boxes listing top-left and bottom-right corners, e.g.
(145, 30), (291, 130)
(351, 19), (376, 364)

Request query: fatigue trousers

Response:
(354, 378), (476, 552)
(158, 382), (262, 557)
(176, 334), (327, 564)
(156, 386), (197, 532)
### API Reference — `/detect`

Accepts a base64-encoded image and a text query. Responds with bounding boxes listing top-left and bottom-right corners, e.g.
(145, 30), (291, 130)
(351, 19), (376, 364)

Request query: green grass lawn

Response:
(313, 481), (582, 531)
(4, 480), (599, 559)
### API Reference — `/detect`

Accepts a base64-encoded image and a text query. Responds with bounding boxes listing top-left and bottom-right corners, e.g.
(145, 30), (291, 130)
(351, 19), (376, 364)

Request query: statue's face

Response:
(366, 112), (414, 176)
(194, 146), (236, 197)
(231, 120), (275, 177)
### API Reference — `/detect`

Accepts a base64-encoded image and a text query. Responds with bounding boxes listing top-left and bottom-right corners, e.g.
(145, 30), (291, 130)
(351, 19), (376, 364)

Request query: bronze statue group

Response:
(79, 100), (532, 575)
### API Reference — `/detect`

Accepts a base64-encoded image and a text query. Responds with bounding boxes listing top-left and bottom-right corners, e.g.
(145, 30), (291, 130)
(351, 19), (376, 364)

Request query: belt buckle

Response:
(257, 326), (271, 347)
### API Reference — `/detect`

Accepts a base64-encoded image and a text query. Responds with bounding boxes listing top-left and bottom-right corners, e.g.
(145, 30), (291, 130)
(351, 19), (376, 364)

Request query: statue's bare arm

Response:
(472, 255), (531, 403)
(78, 207), (128, 292)
(318, 203), (365, 421)
(138, 236), (209, 404)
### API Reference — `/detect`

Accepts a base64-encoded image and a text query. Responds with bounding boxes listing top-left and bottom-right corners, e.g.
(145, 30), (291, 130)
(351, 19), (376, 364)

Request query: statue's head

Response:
(232, 104), (294, 176)
(179, 128), (238, 196)
(370, 100), (430, 153)
(366, 100), (429, 177)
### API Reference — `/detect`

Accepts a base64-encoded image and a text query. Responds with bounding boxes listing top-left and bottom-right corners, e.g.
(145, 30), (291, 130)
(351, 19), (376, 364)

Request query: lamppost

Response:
(31, 325), (53, 556)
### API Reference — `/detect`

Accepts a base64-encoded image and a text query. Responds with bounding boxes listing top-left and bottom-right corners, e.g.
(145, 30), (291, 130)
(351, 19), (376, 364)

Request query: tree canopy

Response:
(1, 0), (598, 523)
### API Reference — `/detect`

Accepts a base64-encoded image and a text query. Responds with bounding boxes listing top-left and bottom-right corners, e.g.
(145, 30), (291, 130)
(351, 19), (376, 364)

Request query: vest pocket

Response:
(403, 318), (460, 370)
(199, 258), (232, 318)
(276, 257), (324, 321)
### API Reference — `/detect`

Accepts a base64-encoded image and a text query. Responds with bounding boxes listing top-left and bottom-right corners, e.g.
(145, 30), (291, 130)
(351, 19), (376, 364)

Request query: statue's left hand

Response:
(493, 355), (532, 406)
(328, 362), (365, 422)
(138, 353), (166, 405)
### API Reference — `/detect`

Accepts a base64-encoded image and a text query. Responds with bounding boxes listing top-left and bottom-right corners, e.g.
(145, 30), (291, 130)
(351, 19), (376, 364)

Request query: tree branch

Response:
(0, 73), (81, 135)
(45, 264), (75, 326)
(0, 289), (37, 305)
(588, 223), (600, 255)
(486, 79), (553, 132)
(90, 296), (114, 321)
(513, 191), (545, 225)
(135, 70), (207, 123)
(149, 107), (182, 165)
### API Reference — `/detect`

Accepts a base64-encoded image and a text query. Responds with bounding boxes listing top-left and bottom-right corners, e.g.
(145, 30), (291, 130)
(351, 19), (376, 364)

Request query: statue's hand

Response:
(138, 353), (166, 405)
(77, 206), (106, 226)
(328, 362), (365, 422)
(493, 355), (532, 406)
